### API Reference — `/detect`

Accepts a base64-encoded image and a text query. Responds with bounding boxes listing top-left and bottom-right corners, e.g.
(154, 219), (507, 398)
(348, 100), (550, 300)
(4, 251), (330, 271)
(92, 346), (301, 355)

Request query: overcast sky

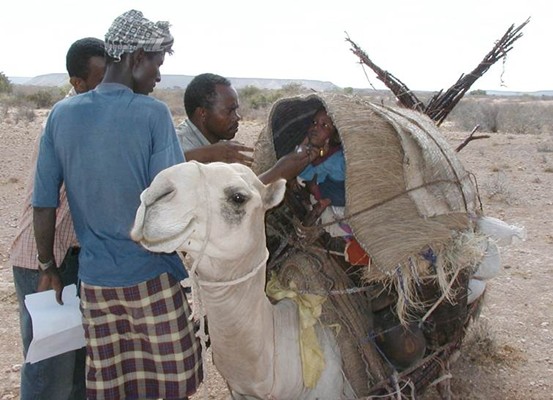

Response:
(3, 0), (550, 92)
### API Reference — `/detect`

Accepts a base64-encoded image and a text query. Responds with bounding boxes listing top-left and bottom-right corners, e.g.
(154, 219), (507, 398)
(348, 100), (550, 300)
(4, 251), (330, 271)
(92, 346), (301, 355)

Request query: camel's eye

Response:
(222, 187), (249, 225)
(230, 192), (247, 205)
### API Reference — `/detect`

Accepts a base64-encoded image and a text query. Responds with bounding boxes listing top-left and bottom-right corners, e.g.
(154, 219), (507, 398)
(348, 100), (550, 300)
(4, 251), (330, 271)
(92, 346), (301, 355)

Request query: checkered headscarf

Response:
(105, 9), (174, 61)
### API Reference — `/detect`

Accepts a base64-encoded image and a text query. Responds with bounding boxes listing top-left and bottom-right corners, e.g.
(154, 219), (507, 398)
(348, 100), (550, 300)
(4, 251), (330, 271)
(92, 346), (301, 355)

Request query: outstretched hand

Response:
(211, 140), (254, 166)
(258, 148), (311, 184)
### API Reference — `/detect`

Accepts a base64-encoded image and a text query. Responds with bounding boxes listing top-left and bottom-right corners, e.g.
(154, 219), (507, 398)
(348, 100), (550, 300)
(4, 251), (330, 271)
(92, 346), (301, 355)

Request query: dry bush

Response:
(13, 85), (66, 109)
(498, 102), (553, 135)
(0, 94), (36, 124)
(462, 319), (524, 366)
(13, 107), (36, 124)
(237, 83), (314, 121)
(448, 97), (553, 135)
(462, 319), (500, 364)
(449, 99), (500, 133)
(483, 171), (512, 204)
(537, 142), (553, 153)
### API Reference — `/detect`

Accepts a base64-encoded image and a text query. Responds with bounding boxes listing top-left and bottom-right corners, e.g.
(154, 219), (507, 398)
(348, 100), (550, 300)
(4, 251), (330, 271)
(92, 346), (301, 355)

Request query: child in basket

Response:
(295, 107), (369, 265)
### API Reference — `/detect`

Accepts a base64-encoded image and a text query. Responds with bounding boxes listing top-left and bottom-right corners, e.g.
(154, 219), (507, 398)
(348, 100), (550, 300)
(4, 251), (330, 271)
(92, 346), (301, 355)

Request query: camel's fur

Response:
(131, 161), (353, 399)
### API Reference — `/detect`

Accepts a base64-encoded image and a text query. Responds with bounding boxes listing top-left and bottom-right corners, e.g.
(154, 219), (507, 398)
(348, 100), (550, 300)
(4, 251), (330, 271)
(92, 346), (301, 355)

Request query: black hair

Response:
(184, 73), (232, 118)
(66, 37), (105, 79)
(315, 106), (341, 146)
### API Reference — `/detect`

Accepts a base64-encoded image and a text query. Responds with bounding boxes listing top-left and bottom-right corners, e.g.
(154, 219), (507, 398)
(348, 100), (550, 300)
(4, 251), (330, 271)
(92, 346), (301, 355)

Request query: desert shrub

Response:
(13, 106), (36, 124)
(0, 91), (37, 124)
(27, 90), (55, 108)
(484, 171), (512, 203)
(239, 85), (280, 111)
(469, 89), (487, 96)
(0, 92), (34, 109)
(26, 88), (66, 109)
(448, 99), (499, 132)
(463, 319), (500, 364)
(463, 319), (524, 367)
(237, 84), (310, 121)
(497, 102), (552, 135)
(537, 142), (553, 153)
(279, 83), (308, 97)
(343, 87), (354, 95)
(449, 97), (553, 134)
(0, 71), (13, 94)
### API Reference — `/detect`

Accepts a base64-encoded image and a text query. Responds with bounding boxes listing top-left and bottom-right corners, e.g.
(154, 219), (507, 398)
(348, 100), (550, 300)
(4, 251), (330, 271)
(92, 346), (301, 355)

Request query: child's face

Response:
(307, 110), (336, 147)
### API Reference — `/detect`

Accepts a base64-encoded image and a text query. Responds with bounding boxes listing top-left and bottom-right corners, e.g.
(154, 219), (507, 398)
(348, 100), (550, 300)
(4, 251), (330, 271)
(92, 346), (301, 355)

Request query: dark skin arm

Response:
(185, 141), (254, 167)
(33, 207), (64, 305)
(258, 145), (314, 184)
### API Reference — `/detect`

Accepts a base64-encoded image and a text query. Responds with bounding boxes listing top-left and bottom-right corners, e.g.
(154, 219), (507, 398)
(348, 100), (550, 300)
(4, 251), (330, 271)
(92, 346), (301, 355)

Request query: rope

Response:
(182, 162), (271, 397)
(197, 255), (267, 287)
(316, 176), (472, 231)
(182, 163), (212, 400)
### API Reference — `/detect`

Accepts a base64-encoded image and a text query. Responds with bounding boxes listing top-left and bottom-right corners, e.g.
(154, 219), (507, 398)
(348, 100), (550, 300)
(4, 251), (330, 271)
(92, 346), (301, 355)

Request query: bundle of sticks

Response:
(347, 18), (530, 126)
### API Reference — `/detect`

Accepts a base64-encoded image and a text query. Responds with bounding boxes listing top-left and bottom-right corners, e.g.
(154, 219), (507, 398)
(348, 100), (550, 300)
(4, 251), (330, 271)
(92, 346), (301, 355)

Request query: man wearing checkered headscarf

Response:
(105, 9), (174, 61)
(33, 9), (202, 400)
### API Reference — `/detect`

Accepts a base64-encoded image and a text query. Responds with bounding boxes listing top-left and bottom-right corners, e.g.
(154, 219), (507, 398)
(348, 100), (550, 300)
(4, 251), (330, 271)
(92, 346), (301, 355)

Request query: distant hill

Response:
(10, 74), (552, 97)
(11, 73), (340, 92)
(486, 90), (553, 97)
(7, 76), (33, 85)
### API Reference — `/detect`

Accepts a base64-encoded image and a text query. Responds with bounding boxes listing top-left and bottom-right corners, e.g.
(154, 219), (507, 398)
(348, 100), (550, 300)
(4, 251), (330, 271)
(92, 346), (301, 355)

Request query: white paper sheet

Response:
(25, 284), (86, 364)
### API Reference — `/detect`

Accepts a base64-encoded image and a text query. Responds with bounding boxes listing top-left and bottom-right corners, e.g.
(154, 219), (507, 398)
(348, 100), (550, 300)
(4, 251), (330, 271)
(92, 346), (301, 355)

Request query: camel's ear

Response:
(263, 178), (286, 210)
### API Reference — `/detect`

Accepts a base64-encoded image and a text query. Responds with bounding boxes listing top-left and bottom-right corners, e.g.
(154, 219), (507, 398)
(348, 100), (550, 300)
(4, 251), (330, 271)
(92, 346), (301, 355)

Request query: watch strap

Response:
(37, 256), (55, 272)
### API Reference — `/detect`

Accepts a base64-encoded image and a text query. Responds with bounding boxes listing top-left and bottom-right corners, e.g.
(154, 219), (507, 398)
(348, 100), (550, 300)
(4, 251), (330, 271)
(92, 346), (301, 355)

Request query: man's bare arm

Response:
(33, 207), (64, 304)
(185, 141), (254, 166)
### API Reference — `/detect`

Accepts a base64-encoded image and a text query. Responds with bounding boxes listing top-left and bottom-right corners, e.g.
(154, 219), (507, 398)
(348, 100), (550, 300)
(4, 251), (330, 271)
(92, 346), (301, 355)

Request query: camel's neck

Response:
(195, 249), (278, 396)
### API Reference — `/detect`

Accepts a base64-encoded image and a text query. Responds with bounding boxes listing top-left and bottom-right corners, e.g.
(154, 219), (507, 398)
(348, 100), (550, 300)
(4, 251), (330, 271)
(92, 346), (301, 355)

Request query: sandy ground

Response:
(0, 111), (552, 399)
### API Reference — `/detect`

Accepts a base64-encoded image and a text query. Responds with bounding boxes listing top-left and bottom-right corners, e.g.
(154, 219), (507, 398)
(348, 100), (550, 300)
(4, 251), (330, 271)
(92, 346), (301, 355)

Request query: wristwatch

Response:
(37, 255), (55, 272)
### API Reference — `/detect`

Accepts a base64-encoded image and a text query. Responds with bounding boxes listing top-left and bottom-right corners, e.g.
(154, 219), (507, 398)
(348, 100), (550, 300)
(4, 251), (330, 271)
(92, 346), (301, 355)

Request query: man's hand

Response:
(210, 141), (254, 166)
(185, 141), (254, 166)
(37, 268), (64, 305)
(259, 149), (311, 184)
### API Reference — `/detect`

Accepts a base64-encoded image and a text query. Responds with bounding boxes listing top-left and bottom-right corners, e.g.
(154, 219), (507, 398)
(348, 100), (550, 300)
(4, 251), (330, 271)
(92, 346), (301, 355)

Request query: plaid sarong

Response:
(81, 273), (202, 399)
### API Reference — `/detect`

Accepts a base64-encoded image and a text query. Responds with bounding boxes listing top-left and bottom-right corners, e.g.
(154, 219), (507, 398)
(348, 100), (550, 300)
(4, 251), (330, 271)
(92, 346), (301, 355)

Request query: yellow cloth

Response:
(266, 273), (327, 388)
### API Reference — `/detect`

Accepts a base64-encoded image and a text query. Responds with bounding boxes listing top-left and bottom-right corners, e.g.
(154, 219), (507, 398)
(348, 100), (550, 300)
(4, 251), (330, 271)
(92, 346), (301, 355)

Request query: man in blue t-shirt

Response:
(32, 9), (202, 400)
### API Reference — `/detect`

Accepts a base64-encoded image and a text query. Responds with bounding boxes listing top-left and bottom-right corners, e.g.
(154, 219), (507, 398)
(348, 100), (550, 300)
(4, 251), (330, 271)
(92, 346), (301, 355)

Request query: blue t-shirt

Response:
(299, 148), (346, 206)
(33, 83), (187, 287)
(299, 149), (345, 184)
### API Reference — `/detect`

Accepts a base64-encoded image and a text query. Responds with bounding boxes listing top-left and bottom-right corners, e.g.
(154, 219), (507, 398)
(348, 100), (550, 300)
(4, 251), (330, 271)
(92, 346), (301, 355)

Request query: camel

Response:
(130, 161), (355, 399)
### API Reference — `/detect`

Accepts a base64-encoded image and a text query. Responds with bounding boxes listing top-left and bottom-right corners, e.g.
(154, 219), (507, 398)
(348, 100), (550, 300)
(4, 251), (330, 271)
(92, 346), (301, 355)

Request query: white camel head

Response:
(131, 161), (353, 399)
(131, 161), (286, 263)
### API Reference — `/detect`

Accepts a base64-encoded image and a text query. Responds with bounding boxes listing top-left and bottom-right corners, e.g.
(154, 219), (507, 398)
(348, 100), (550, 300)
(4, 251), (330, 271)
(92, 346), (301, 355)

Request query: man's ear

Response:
(131, 48), (145, 65)
(200, 107), (208, 122)
(191, 107), (207, 125)
(69, 77), (85, 94)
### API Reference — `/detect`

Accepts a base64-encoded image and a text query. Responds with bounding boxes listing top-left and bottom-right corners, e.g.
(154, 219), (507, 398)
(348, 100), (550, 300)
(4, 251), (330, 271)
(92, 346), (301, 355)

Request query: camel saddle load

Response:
(251, 92), (525, 398)
(131, 94), (525, 399)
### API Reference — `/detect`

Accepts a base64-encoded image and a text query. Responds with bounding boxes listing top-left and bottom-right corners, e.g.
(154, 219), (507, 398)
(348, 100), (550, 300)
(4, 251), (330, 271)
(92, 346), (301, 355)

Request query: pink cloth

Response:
(10, 124), (78, 270)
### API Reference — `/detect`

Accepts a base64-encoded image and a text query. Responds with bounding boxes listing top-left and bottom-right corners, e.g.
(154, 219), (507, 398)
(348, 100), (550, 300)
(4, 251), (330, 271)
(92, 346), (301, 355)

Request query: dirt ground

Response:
(0, 110), (552, 400)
